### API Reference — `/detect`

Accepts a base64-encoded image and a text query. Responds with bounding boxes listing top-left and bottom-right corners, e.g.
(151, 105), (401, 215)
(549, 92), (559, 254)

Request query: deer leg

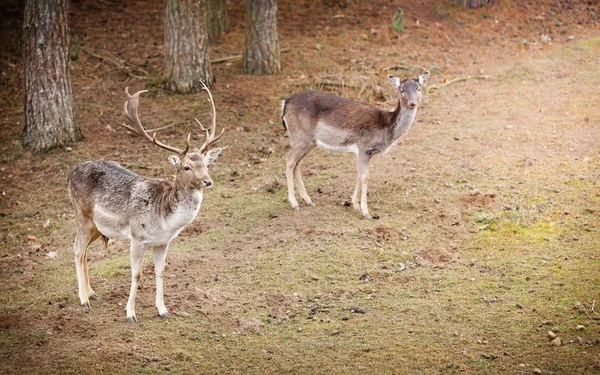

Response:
(74, 223), (101, 308)
(126, 240), (145, 323)
(351, 175), (361, 212)
(357, 153), (377, 219)
(286, 144), (311, 210)
(294, 145), (316, 206)
(152, 244), (171, 319)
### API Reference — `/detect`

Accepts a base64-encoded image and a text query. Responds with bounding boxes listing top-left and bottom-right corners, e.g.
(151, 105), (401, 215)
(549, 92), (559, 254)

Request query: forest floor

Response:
(1, 0), (600, 374)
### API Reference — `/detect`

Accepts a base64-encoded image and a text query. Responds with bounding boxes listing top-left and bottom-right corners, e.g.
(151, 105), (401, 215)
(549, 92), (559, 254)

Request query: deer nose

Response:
(203, 179), (212, 187)
(407, 101), (417, 108)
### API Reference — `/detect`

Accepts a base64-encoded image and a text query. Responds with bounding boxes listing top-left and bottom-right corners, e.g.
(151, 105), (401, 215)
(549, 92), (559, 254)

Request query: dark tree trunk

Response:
(456, 0), (494, 8)
(163, 0), (213, 93)
(243, 0), (281, 75)
(207, 0), (229, 42)
(22, 0), (80, 152)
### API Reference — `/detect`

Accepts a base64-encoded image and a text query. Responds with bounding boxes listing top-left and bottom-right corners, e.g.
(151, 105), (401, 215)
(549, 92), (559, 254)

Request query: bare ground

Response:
(1, 0), (600, 374)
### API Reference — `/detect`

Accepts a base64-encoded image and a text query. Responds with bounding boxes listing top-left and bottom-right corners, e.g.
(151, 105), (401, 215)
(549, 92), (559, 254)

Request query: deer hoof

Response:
(372, 214), (380, 220)
(81, 302), (91, 309)
(307, 202), (316, 207)
(127, 315), (138, 323)
(292, 206), (301, 211)
(89, 295), (99, 301)
(159, 311), (172, 319)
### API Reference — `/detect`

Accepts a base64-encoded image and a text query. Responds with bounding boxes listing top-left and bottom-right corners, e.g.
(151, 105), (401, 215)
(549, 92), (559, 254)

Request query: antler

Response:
(122, 88), (190, 156)
(194, 81), (225, 154)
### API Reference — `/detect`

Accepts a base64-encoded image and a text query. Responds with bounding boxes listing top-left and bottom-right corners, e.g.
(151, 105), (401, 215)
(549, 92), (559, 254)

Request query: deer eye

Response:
(184, 165), (190, 171)
(400, 88), (405, 93)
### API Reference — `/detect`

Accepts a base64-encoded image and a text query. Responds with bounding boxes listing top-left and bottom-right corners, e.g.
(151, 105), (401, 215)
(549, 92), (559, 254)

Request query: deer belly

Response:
(93, 206), (131, 241)
(316, 140), (358, 154)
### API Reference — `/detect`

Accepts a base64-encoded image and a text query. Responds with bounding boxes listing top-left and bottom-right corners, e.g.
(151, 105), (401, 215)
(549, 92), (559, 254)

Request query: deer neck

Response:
(391, 101), (418, 141)
(159, 178), (203, 218)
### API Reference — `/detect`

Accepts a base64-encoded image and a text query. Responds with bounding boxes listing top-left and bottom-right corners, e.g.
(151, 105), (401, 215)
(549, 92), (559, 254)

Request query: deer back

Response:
(283, 90), (396, 151)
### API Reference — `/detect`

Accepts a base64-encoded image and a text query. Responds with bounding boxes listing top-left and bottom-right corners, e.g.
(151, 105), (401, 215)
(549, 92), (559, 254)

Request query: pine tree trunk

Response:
(207, 0), (229, 42)
(22, 0), (80, 152)
(456, 0), (494, 8)
(243, 0), (281, 75)
(163, 0), (213, 93)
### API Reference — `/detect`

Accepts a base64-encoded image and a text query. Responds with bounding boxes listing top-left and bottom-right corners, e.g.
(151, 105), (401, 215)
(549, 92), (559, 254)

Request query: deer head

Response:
(121, 83), (224, 190)
(388, 71), (430, 109)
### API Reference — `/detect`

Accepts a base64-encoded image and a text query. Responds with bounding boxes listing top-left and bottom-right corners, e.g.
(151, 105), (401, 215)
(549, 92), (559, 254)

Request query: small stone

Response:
(551, 326), (559, 333)
(576, 325), (585, 330)
(58, 303), (65, 309)
(65, 146), (73, 152)
(575, 336), (583, 343)
(551, 337), (561, 346)
(297, 327), (303, 332)
(548, 331), (557, 339)
(516, 302), (524, 309)
(567, 35), (575, 41)
(351, 306), (366, 314)
(331, 330), (341, 336)
(533, 368), (542, 374)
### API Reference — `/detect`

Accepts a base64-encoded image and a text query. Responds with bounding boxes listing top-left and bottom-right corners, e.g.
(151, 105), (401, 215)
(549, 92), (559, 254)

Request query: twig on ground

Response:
(592, 299), (596, 313)
(81, 46), (151, 79)
(383, 64), (426, 72)
(292, 81), (359, 89)
(121, 163), (162, 170)
(357, 82), (368, 97)
(426, 75), (489, 94)
(226, 109), (241, 119)
(146, 122), (177, 133)
(212, 48), (290, 64)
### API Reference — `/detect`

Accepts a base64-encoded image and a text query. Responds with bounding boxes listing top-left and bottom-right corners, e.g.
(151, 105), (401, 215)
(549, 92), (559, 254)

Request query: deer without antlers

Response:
(68, 84), (224, 322)
(282, 71), (430, 219)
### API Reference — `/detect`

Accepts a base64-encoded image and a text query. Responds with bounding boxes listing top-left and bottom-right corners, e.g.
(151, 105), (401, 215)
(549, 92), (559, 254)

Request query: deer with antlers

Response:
(282, 71), (430, 219)
(68, 84), (224, 322)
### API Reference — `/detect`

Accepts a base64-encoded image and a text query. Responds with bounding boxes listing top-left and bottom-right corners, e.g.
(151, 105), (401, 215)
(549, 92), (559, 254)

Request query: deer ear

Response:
(205, 148), (222, 165)
(388, 75), (401, 89)
(168, 155), (181, 168)
(418, 71), (430, 86)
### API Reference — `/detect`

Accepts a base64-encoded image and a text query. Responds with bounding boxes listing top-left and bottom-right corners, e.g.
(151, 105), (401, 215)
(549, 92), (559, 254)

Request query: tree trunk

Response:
(456, 0), (494, 8)
(207, 0), (229, 42)
(22, 0), (80, 152)
(243, 0), (281, 75)
(163, 0), (213, 93)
